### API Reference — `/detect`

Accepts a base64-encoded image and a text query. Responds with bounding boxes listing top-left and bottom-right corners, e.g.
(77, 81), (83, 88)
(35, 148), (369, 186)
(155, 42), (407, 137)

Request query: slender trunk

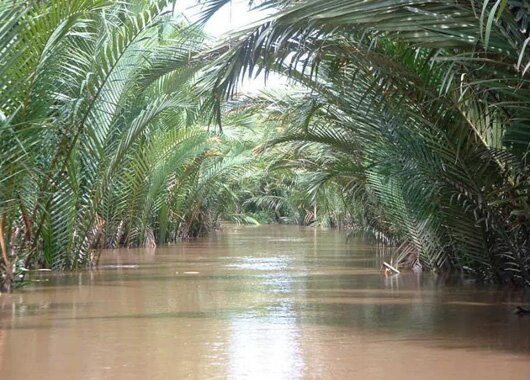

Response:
(0, 215), (13, 292)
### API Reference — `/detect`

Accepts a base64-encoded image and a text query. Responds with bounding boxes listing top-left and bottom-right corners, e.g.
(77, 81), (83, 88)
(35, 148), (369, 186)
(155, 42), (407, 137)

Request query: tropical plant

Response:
(2, 0), (530, 291)
(0, 0), (225, 290)
(199, 0), (530, 285)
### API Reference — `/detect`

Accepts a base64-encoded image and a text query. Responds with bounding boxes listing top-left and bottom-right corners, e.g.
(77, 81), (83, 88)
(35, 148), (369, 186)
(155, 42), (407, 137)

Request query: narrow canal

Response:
(0, 225), (529, 379)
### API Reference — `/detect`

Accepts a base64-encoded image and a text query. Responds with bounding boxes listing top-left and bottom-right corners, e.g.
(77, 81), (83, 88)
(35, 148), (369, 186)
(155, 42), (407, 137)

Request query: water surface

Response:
(1, 225), (529, 379)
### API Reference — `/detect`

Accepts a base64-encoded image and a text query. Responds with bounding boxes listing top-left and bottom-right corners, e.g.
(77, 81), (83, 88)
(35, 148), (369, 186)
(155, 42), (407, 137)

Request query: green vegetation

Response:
(1, 0), (529, 290)
(0, 0), (253, 290)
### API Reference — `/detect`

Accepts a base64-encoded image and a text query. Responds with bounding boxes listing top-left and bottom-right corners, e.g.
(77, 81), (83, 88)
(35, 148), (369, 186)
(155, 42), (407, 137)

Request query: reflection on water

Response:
(226, 256), (293, 271)
(229, 254), (302, 379)
(0, 225), (529, 380)
(229, 314), (302, 379)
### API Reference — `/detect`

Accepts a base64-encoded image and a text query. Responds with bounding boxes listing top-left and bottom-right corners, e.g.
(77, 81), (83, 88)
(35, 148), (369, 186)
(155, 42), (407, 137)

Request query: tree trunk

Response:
(0, 215), (13, 292)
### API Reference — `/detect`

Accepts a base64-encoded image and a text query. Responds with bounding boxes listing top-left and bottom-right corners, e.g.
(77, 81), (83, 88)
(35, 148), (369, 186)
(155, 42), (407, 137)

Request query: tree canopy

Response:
(1, 0), (529, 290)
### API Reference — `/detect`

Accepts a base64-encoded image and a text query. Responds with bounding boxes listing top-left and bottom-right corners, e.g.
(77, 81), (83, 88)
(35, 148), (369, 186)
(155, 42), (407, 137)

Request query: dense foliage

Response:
(1, 0), (530, 290)
(0, 0), (256, 290)
(202, 0), (530, 286)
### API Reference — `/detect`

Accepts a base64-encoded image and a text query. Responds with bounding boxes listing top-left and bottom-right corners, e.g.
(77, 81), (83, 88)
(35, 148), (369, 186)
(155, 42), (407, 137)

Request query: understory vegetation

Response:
(1, 0), (529, 290)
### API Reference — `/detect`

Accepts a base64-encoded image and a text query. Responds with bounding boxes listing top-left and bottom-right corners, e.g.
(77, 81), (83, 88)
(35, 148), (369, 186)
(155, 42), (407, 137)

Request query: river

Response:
(0, 225), (529, 379)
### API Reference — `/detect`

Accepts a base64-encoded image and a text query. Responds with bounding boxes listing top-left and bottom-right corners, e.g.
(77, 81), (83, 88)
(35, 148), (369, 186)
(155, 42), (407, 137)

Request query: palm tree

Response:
(2, 0), (529, 290)
(199, 0), (530, 285)
(0, 0), (215, 290)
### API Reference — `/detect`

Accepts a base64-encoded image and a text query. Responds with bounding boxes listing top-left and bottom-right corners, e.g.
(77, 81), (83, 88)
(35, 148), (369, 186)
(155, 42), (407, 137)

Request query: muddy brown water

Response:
(0, 225), (529, 379)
